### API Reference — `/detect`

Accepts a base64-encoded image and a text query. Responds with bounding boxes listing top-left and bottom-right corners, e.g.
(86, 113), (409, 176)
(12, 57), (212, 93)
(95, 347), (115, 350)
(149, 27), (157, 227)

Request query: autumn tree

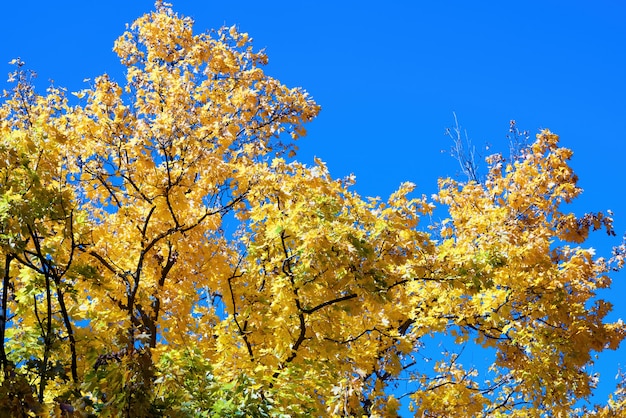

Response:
(1, 2), (624, 416)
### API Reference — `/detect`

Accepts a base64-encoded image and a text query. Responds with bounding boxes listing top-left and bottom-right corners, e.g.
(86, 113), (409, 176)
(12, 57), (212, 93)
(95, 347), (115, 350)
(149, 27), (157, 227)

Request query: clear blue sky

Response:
(2, 0), (625, 411)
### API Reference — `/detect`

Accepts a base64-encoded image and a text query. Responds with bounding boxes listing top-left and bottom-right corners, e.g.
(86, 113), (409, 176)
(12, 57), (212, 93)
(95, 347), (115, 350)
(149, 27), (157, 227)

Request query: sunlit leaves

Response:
(430, 130), (625, 413)
(1, 2), (624, 417)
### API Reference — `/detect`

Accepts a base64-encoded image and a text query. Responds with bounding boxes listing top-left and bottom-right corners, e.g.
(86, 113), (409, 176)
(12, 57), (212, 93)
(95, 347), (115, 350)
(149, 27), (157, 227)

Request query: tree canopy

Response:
(1, 2), (625, 417)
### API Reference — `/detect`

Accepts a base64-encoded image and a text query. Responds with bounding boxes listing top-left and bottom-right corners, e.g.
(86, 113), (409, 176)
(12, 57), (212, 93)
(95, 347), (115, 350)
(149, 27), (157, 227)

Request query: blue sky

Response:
(2, 0), (625, 410)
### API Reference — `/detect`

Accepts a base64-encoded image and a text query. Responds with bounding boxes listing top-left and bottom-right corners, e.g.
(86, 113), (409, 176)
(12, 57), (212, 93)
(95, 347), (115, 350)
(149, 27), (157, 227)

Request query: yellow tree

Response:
(1, 2), (319, 415)
(63, 3), (318, 415)
(0, 59), (92, 414)
(0, 2), (624, 417)
(413, 130), (623, 416)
